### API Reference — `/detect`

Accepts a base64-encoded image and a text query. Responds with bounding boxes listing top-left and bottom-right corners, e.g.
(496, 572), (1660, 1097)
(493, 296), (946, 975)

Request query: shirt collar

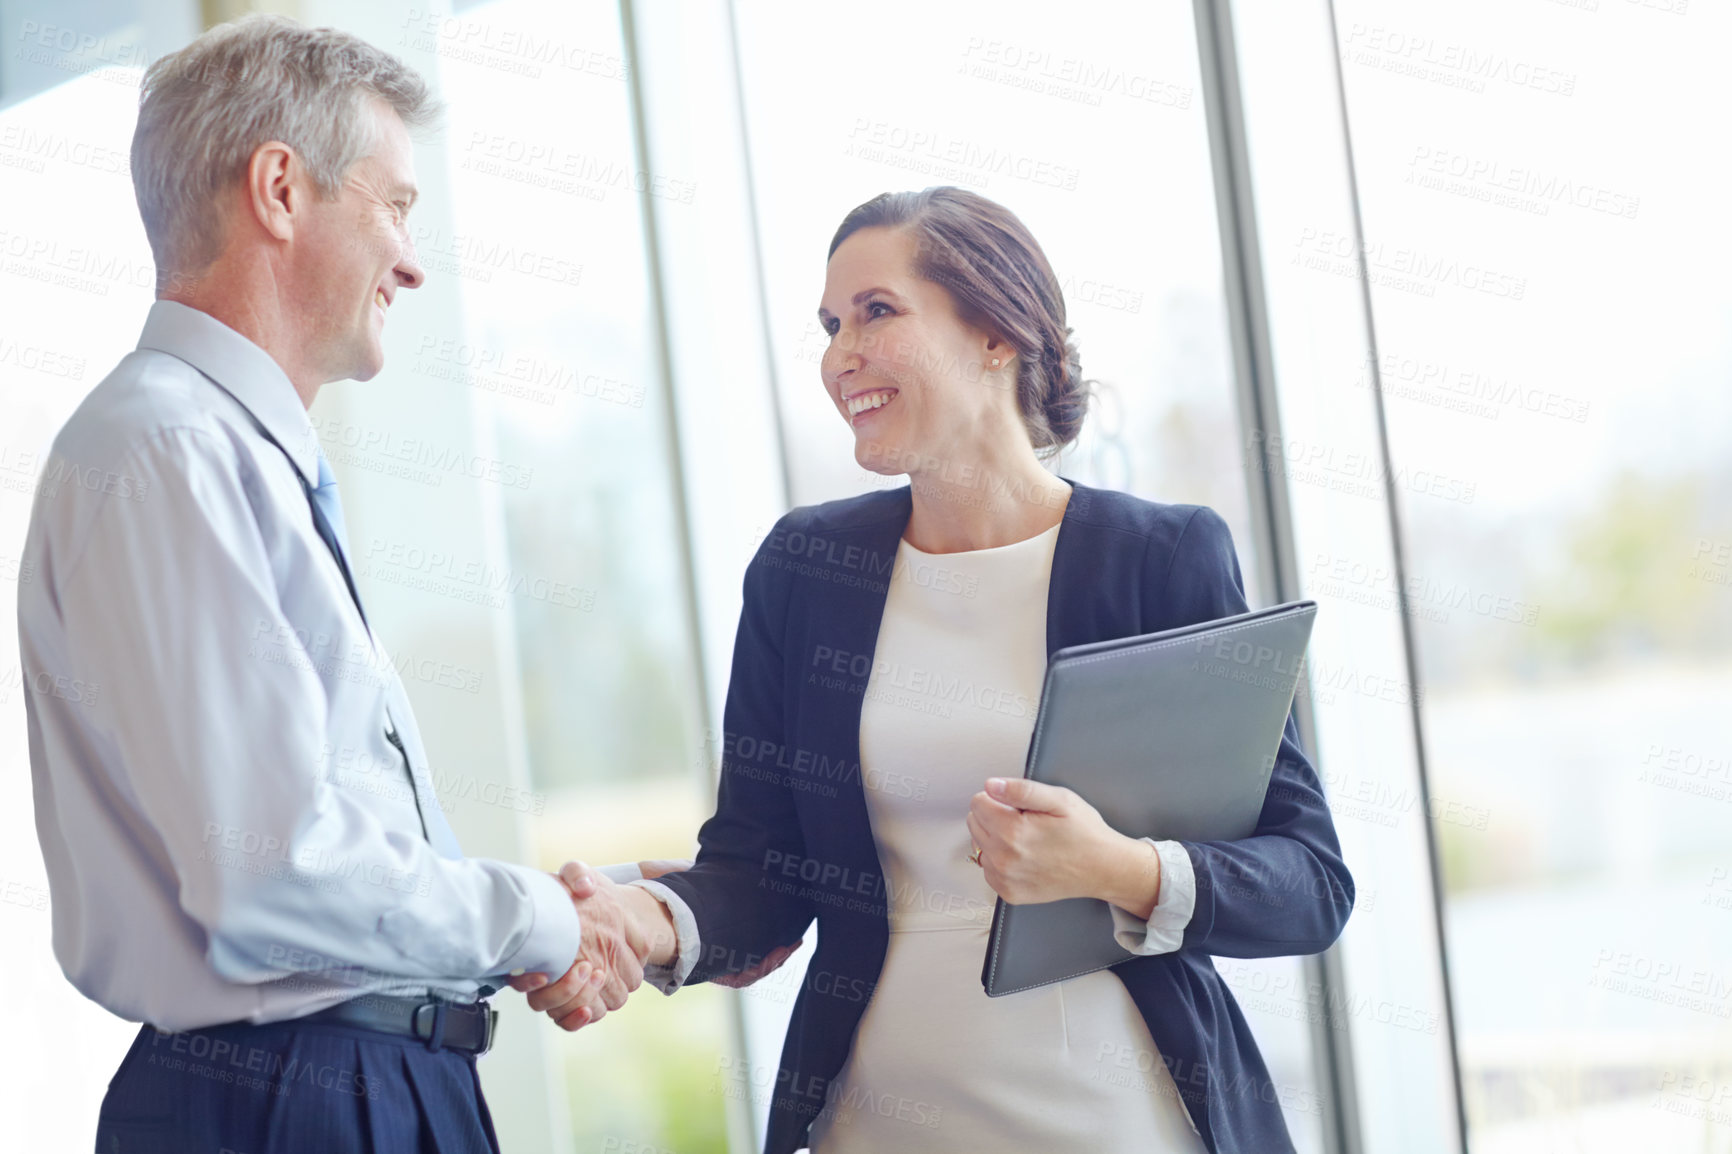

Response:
(137, 300), (320, 488)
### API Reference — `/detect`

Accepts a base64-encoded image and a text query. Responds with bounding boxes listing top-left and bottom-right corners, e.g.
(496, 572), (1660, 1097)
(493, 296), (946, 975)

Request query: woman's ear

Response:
(982, 335), (1017, 373)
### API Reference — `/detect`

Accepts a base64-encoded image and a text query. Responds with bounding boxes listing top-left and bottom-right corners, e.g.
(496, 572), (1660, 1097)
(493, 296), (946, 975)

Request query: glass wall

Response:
(0, 37), (165, 1154)
(1331, 1), (1732, 1150)
(377, 1), (739, 1150)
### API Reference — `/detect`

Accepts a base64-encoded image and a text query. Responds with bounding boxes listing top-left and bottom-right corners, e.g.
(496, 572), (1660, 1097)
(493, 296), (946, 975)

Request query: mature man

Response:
(18, 17), (645, 1152)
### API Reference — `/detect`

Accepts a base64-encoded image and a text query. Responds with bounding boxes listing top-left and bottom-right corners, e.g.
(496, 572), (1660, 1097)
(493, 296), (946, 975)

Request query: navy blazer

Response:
(655, 481), (1354, 1154)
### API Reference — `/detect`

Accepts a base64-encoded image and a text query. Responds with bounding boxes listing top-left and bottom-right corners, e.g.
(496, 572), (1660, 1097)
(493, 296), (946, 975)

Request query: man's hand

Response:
(967, 777), (1161, 917)
(634, 859), (806, 988)
(508, 861), (647, 1030)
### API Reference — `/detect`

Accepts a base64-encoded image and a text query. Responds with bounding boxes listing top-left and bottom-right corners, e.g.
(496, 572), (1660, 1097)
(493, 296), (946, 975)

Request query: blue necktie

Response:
(310, 451), (351, 565)
(307, 450), (462, 860)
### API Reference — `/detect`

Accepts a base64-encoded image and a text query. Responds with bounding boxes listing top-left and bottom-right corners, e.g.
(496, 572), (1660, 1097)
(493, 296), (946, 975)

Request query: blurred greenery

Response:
(1406, 468), (1732, 687)
(560, 981), (734, 1154)
(1528, 471), (1730, 666)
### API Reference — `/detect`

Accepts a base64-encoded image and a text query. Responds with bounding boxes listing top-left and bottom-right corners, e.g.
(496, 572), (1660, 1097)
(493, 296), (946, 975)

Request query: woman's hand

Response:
(967, 777), (1163, 919)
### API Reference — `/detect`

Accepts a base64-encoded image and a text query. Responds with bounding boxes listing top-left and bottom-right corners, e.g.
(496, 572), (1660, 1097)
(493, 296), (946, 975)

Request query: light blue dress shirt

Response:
(18, 301), (581, 1031)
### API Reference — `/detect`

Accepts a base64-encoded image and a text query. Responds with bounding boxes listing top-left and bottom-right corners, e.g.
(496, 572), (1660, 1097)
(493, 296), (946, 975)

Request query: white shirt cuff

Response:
(625, 879), (701, 993)
(493, 864), (582, 981)
(1109, 839), (1196, 955)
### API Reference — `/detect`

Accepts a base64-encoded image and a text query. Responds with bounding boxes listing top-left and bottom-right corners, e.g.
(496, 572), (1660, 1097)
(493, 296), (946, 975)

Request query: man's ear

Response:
(246, 141), (299, 243)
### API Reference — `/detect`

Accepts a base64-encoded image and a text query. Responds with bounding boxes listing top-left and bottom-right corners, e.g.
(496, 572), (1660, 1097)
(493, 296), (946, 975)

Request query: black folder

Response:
(981, 600), (1318, 997)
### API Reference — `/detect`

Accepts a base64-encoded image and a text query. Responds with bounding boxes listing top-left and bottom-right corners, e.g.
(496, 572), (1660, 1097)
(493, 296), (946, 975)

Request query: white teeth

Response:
(847, 391), (895, 416)
(375, 289), (388, 309)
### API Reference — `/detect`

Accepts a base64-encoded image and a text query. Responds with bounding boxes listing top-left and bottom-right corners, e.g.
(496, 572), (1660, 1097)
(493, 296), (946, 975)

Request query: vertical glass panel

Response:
(1332, 0), (1732, 1150)
(431, 2), (729, 1150)
(0, 57), (159, 1151)
(732, 1), (1321, 1148)
(1230, 0), (1466, 1148)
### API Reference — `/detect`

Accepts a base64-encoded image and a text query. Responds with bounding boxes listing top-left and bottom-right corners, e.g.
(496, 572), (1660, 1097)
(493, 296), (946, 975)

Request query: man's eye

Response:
(823, 318), (840, 337)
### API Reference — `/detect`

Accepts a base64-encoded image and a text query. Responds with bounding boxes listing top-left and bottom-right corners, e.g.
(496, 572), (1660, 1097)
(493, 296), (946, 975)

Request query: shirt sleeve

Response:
(57, 427), (581, 989)
(1109, 838), (1197, 955)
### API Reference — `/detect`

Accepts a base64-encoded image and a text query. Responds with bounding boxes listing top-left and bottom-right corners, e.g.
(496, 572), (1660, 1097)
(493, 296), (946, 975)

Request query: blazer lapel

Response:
(792, 492), (913, 896)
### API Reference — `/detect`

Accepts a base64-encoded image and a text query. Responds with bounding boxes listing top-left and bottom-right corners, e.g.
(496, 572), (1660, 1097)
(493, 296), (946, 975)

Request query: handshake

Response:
(506, 861), (802, 1031)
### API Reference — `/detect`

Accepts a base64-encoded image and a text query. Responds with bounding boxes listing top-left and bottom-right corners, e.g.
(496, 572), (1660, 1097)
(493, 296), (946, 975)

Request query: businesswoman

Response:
(532, 187), (1353, 1153)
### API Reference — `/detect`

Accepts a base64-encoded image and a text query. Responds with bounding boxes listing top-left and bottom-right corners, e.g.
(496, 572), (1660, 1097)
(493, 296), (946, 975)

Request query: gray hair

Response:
(131, 14), (439, 286)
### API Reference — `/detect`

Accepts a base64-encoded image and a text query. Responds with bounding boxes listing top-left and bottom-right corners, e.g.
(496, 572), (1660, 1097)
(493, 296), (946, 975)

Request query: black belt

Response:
(294, 994), (498, 1056)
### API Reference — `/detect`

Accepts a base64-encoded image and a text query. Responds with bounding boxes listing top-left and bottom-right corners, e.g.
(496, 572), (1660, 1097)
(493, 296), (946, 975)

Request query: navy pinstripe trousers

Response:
(95, 1019), (503, 1154)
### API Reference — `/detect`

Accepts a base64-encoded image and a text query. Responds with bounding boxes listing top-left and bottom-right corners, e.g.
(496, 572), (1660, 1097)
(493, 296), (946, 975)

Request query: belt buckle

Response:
(412, 1000), (499, 1056)
(412, 1000), (448, 1053)
(478, 1005), (498, 1056)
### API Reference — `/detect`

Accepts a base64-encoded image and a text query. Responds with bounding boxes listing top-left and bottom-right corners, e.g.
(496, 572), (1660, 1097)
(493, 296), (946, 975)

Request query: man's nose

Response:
(395, 238), (426, 290)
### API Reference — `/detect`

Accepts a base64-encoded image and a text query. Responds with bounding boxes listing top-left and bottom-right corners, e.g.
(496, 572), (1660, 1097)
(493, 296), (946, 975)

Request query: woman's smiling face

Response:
(818, 226), (1016, 477)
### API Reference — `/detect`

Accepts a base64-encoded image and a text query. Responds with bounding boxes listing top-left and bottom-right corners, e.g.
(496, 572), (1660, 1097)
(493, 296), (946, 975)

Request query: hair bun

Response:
(1037, 330), (1090, 450)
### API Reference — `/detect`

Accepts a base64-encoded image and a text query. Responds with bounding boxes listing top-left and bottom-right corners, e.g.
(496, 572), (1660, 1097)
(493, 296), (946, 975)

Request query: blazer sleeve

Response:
(1152, 506), (1356, 958)
(651, 533), (817, 982)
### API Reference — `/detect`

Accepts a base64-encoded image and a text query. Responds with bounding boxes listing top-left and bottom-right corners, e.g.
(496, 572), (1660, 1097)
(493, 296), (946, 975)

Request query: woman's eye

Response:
(866, 301), (893, 319)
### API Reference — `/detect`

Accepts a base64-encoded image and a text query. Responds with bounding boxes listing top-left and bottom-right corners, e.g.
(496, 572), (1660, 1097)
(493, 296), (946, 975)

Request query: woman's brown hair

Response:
(828, 186), (1090, 454)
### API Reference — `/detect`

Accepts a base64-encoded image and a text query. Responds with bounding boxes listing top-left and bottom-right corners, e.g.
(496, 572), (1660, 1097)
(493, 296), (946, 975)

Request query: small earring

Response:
(990, 357), (1001, 368)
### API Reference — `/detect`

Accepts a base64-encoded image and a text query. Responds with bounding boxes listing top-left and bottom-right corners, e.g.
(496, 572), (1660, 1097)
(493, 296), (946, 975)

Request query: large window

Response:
(1333, 0), (1732, 1149)
(0, 54), (160, 1153)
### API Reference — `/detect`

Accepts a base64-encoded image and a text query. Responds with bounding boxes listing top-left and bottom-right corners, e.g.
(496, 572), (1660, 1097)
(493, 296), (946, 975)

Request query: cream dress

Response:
(805, 525), (1208, 1153)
